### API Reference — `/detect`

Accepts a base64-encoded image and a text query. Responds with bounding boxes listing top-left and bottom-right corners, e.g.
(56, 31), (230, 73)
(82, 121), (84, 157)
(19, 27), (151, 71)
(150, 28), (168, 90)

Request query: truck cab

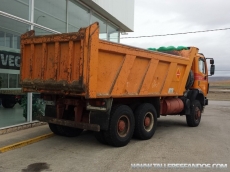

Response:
(191, 53), (215, 105)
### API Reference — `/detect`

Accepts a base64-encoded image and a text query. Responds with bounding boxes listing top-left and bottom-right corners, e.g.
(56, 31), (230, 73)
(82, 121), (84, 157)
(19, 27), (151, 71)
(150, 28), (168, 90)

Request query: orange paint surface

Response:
(20, 23), (198, 98)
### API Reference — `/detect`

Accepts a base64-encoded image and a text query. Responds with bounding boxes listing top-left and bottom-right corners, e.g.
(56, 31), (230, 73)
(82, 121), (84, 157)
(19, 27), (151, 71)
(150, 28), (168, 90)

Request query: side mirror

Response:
(210, 64), (215, 75)
(210, 59), (214, 64)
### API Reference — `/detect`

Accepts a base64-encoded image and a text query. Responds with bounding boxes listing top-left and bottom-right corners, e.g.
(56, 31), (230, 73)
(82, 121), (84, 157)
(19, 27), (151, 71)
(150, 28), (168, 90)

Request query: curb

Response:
(0, 122), (47, 135)
(0, 133), (54, 153)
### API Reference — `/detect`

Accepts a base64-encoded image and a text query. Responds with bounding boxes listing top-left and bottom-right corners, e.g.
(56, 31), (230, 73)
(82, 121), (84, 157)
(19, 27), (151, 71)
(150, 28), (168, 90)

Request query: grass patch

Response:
(209, 80), (230, 89)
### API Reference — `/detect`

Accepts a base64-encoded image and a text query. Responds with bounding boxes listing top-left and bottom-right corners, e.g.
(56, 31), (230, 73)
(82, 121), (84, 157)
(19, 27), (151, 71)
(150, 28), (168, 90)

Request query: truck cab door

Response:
(195, 58), (208, 96)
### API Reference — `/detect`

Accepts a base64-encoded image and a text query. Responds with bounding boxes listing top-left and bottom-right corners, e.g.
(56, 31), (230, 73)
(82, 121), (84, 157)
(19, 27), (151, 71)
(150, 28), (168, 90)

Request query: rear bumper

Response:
(36, 115), (100, 132)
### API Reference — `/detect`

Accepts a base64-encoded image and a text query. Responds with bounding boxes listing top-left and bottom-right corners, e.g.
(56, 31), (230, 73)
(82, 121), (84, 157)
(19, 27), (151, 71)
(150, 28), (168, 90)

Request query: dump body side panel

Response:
(20, 23), (198, 98)
(93, 40), (197, 98)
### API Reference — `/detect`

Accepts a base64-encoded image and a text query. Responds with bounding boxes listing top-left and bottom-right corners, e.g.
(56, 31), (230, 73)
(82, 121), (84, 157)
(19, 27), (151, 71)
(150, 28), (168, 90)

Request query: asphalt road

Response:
(0, 101), (229, 172)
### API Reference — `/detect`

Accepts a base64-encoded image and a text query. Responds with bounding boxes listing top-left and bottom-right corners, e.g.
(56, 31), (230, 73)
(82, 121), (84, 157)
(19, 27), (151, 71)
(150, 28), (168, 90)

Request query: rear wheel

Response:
(48, 123), (63, 135)
(94, 131), (107, 145)
(2, 98), (15, 108)
(46, 105), (83, 137)
(186, 100), (202, 127)
(104, 105), (134, 147)
(58, 126), (83, 137)
(60, 106), (84, 137)
(49, 122), (83, 137)
(134, 103), (157, 140)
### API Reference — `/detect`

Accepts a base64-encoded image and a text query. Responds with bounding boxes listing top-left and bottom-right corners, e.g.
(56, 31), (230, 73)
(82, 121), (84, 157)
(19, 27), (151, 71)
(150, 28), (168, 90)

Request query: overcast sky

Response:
(120, 0), (230, 72)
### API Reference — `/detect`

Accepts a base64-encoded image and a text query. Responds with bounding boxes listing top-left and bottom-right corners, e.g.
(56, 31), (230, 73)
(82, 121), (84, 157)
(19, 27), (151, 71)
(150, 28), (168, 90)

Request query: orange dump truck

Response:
(20, 23), (215, 147)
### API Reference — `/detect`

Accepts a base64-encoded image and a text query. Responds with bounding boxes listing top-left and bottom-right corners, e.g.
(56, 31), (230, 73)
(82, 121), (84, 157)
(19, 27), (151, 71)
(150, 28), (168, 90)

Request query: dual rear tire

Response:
(134, 103), (157, 140)
(103, 105), (135, 147)
(46, 105), (83, 137)
(48, 123), (83, 137)
(95, 103), (157, 147)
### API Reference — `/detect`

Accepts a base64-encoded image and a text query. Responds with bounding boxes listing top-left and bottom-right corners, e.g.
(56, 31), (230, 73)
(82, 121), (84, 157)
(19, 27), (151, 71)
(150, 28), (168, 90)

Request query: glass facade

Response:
(108, 23), (119, 43)
(68, 0), (90, 32)
(0, 0), (29, 20)
(34, 0), (67, 33)
(0, 0), (120, 128)
(92, 12), (107, 40)
(0, 15), (29, 127)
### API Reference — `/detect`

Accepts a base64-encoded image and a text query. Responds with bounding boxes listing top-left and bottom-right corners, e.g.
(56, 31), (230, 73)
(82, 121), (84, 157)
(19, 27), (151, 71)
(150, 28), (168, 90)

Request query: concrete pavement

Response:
(0, 100), (229, 172)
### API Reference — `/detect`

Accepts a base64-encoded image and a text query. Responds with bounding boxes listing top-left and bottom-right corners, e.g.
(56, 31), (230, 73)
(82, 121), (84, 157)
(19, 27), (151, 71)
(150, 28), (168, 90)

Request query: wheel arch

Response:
(187, 89), (205, 111)
(196, 93), (205, 107)
(145, 97), (160, 118)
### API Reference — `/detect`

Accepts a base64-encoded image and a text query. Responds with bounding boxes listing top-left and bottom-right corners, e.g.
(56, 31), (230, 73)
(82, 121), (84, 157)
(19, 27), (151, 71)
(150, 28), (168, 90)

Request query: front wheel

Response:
(104, 105), (135, 147)
(186, 100), (202, 127)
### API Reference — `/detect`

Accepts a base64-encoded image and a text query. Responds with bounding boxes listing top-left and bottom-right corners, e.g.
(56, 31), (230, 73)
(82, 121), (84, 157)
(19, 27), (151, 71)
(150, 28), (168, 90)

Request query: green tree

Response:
(21, 95), (45, 120)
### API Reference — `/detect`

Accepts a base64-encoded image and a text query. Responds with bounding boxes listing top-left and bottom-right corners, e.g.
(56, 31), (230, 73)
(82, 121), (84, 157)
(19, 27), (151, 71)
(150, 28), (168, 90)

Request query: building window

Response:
(0, 16), (29, 50)
(0, 31), (5, 46)
(14, 35), (20, 49)
(91, 12), (107, 40)
(5, 33), (13, 48)
(0, 73), (8, 88)
(0, 0), (29, 20)
(0, 73), (20, 89)
(34, 0), (67, 33)
(0, 30), (20, 49)
(108, 23), (119, 43)
(68, 0), (90, 32)
(9, 73), (18, 88)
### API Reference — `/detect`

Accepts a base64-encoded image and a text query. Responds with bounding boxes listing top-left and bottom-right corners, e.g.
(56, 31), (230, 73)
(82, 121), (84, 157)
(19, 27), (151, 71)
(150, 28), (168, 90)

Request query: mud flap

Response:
(89, 98), (113, 130)
(90, 111), (110, 130)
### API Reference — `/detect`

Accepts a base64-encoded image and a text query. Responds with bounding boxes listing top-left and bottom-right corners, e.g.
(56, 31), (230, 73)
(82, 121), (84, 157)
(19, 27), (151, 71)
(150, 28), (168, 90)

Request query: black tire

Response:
(46, 106), (63, 135)
(2, 99), (15, 108)
(104, 105), (135, 147)
(186, 100), (202, 127)
(94, 131), (108, 145)
(46, 105), (83, 137)
(129, 102), (141, 112)
(185, 71), (194, 90)
(134, 103), (157, 140)
(49, 123), (83, 137)
(48, 123), (63, 135)
(57, 126), (83, 137)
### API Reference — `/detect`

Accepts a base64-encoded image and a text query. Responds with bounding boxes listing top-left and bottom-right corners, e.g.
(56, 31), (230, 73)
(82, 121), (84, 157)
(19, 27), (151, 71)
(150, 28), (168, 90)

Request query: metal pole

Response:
(30, 0), (34, 30)
(27, 0), (34, 122)
(118, 29), (120, 43)
(66, 0), (68, 33)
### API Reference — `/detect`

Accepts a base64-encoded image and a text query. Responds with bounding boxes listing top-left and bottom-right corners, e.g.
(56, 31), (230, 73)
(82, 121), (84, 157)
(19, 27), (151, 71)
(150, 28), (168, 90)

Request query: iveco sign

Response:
(0, 50), (20, 70)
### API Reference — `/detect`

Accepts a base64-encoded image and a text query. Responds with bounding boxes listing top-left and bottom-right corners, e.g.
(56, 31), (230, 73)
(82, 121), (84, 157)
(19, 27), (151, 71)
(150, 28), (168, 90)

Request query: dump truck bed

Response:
(20, 23), (198, 98)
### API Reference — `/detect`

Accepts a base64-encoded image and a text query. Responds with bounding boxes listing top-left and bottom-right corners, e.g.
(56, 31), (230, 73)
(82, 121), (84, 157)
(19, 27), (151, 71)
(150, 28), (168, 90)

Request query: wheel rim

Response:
(143, 112), (154, 132)
(117, 115), (130, 137)
(194, 107), (201, 121)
